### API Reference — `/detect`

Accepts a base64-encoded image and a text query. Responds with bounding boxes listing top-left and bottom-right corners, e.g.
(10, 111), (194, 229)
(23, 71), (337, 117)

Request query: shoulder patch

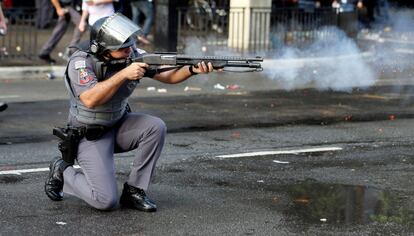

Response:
(74, 60), (86, 70)
(78, 68), (94, 85)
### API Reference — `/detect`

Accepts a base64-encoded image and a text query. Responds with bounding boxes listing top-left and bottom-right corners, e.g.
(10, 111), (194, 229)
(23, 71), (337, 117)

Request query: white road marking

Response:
(0, 165), (80, 175)
(273, 160), (290, 164)
(216, 146), (343, 159)
(1, 147), (342, 175)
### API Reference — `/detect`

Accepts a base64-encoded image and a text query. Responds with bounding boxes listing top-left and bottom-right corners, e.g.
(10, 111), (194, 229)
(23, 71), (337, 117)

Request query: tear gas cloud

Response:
(263, 27), (377, 91)
(183, 10), (414, 92)
(183, 29), (376, 92)
(364, 9), (414, 77)
(366, 9), (414, 104)
(390, 9), (414, 32)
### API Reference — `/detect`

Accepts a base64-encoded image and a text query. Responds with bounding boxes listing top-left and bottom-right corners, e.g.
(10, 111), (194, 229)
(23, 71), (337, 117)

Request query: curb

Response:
(0, 66), (65, 80)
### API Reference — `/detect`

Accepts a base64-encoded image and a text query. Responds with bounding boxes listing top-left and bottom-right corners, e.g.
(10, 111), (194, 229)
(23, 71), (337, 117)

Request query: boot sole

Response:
(120, 196), (157, 212)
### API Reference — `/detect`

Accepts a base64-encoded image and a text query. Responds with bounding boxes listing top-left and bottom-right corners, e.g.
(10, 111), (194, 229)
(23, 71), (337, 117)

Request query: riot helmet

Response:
(89, 13), (142, 55)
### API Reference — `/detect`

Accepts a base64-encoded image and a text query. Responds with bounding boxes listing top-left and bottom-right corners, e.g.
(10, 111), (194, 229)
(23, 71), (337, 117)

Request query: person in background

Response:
(36, 0), (54, 29)
(0, 0), (8, 112)
(375, 0), (389, 23)
(130, 0), (153, 44)
(38, 0), (84, 64)
(363, 0), (377, 28)
(78, 0), (115, 33)
(0, 0), (7, 34)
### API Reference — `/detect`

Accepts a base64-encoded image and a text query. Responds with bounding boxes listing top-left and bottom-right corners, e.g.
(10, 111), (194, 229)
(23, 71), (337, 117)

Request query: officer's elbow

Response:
(79, 94), (97, 109)
(83, 99), (98, 109)
(83, 101), (96, 109)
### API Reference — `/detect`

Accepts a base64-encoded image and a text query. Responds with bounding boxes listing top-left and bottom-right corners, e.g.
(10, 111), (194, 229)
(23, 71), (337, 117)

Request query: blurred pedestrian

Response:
(375, 0), (390, 23)
(363, 0), (377, 28)
(36, 0), (54, 29)
(130, 0), (153, 44)
(0, 0), (7, 34)
(0, 0), (7, 112)
(78, 0), (115, 33)
(38, 0), (84, 64)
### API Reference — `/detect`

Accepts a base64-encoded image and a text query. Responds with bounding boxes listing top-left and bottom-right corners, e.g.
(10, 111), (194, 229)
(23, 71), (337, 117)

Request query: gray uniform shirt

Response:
(66, 49), (146, 127)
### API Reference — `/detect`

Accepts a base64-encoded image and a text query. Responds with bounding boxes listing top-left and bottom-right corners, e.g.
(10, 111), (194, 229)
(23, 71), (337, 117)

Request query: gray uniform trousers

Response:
(62, 113), (167, 210)
(35, 0), (54, 29)
(39, 7), (82, 56)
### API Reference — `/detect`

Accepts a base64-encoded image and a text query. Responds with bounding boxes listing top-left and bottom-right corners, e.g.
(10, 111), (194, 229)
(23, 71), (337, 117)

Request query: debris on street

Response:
(214, 83), (225, 90)
(231, 132), (240, 138)
(145, 87), (167, 93)
(226, 84), (240, 90)
(184, 86), (202, 92)
(46, 72), (56, 80)
(146, 87), (156, 91)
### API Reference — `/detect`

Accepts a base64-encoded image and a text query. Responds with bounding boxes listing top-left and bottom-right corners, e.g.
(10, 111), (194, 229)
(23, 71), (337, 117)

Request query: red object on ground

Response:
(226, 84), (240, 90)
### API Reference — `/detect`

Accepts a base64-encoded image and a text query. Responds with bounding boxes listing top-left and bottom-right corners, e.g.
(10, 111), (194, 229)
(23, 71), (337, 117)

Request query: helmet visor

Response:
(98, 13), (143, 51)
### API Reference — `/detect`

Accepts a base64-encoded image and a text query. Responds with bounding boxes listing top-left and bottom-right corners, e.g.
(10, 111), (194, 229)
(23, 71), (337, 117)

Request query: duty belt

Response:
(77, 109), (124, 120)
(78, 125), (111, 141)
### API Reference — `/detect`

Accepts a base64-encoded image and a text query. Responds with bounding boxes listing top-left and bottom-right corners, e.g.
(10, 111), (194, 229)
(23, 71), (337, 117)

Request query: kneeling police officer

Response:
(45, 13), (214, 211)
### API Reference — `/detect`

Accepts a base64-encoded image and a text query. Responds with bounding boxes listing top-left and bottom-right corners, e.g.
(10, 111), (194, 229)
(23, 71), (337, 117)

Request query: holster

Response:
(53, 126), (84, 165)
(53, 125), (111, 164)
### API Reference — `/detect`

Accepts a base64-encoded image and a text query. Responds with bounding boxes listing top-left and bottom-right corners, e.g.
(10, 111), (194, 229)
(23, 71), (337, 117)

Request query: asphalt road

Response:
(0, 119), (413, 235)
(1, 76), (414, 235)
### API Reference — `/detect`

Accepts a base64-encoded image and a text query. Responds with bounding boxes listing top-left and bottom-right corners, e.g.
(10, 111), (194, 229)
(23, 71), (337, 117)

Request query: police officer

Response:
(44, 13), (214, 211)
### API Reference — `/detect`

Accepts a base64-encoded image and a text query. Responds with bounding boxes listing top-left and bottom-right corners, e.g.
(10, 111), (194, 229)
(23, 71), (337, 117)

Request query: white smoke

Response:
(361, 9), (414, 78)
(263, 27), (377, 91)
(183, 37), (205, 55)
(182, 27), (377, 92)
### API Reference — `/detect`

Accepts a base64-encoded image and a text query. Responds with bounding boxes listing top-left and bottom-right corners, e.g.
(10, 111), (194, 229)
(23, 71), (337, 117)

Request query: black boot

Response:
(120, 183), (157, 212)
(44, 156), (65, 201)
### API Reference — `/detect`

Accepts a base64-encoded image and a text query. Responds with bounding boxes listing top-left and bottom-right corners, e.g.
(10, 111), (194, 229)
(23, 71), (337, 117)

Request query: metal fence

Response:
(0, 7), (357, 60)
(177, 7), (357, 55)
(0, 8), (38, 60)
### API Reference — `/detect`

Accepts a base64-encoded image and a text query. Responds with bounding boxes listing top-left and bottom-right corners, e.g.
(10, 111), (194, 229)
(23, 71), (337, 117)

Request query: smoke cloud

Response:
(361, 9), (414, 78)
(182, 9), (414, 92)
(263, 27), (376, 91)
(183, 27), (377, 92)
